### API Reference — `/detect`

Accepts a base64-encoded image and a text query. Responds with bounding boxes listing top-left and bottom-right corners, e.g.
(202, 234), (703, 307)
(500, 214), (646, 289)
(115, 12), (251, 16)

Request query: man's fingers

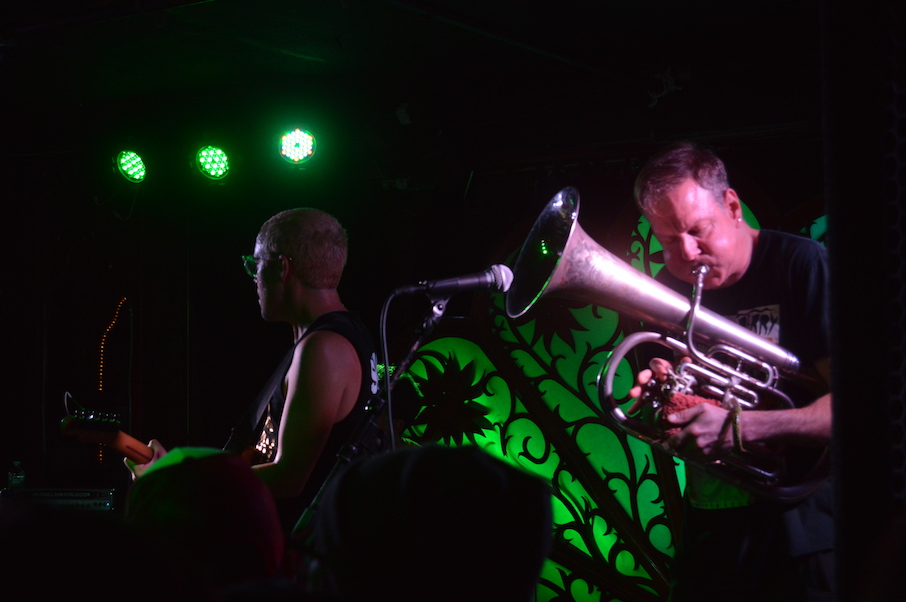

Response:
(148, 439), (167, 459)
(124, 439), (165, 480)
(649, 358), (673, 378)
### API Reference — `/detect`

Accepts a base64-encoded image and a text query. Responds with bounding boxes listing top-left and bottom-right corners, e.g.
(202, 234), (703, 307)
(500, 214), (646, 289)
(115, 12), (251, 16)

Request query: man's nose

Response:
(679, 234), (699, 261)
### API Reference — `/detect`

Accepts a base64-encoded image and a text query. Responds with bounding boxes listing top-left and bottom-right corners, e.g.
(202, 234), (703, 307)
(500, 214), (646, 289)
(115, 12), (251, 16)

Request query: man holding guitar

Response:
(127, 208), (379, 533)
(628, 142), (834, 601)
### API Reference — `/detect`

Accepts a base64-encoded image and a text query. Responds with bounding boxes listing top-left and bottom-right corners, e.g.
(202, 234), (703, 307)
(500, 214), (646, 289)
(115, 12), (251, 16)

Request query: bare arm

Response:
(668, 357), (832, 459)
(734, 357), (832, 448)
(252, 330), (361, 498)
(633, 357), (832, 460)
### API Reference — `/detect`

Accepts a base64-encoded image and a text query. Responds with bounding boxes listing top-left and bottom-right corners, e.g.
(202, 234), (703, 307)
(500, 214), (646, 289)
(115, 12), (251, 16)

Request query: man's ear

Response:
(281, 255), (294, 282)
(724, 188), (743, 221)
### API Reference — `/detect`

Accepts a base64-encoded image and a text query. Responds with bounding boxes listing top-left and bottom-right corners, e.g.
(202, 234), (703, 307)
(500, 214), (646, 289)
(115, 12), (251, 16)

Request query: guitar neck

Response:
(60, 416), (154, 464)
(107, 430), (154, 464)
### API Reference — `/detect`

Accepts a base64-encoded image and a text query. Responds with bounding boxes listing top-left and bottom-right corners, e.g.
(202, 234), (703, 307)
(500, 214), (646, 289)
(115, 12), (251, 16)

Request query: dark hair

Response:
(634, 141), (730, 215)
(125, 450), (285, 589)
(308, 445), (553, 602)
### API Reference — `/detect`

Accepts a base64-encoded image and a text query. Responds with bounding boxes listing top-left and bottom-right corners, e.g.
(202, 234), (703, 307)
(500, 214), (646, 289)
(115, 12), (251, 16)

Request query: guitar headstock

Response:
(60, 410), (124, 445)
(60, 411), (154, 463)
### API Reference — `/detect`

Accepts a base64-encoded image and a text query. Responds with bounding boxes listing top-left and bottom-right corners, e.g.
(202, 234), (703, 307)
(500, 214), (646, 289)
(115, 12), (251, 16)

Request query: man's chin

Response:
(702, 273), (730, 290)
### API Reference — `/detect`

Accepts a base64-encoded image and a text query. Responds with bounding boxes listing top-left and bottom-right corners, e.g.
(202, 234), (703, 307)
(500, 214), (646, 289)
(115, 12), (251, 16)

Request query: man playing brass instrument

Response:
(629, 141), (833, 601)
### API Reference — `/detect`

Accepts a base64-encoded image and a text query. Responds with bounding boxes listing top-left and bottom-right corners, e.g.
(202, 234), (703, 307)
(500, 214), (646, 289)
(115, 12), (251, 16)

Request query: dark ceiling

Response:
(2, 0), (825, 176)
(1, 0), (830, 286)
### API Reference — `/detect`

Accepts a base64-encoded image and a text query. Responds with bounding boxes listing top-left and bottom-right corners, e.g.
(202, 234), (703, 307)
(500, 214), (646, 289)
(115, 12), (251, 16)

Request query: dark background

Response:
(0, 1), (902, 596)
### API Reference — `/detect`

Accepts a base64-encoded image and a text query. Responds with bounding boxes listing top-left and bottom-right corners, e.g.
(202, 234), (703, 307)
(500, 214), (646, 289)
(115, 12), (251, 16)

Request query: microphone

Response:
(394, 264), (514, 297)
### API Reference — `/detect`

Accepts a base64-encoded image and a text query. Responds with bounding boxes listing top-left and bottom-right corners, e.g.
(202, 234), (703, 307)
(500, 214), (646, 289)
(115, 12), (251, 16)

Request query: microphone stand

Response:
(291, 293), (451, 537)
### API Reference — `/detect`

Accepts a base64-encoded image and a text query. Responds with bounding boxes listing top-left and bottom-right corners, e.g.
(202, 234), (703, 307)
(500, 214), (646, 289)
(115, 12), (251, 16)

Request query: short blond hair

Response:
(256, 208), (347, 288)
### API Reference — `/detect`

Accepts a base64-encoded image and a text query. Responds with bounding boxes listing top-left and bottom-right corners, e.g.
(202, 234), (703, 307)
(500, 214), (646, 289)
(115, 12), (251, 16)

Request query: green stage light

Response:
(116, 150), (146, 183)
(196, 145), (230, 180)
(280, 128), (317, 164)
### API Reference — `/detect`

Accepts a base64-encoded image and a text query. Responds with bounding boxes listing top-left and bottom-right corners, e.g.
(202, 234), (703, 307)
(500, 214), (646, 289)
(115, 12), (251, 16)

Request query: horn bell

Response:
(505, 187), (581, 319)
(506, 187), (800, 376)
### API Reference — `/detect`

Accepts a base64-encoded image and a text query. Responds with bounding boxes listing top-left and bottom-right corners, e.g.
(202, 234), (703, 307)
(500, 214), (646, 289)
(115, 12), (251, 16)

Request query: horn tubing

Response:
(506, 187), (801, 376)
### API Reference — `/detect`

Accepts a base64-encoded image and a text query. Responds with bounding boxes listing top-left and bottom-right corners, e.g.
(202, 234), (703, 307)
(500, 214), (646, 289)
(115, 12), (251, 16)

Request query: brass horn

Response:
(506, 187), (828, 501)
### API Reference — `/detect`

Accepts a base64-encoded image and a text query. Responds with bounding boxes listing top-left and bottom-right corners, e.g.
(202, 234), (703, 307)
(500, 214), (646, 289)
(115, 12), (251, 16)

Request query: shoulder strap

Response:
(222, 312), (361, 455)
(222, 338), (300, 454)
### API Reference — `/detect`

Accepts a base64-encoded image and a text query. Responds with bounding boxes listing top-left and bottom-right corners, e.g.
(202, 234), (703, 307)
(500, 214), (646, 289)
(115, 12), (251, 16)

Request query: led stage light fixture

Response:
(196, 145), (230, 180)
(116, 150), (146, 183)
(280, 128), (317, 164)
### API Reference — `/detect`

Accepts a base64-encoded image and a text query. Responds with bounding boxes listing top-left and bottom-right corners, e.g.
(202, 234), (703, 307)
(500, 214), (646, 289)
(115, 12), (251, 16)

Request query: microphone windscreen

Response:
(492, 264), (515, 293)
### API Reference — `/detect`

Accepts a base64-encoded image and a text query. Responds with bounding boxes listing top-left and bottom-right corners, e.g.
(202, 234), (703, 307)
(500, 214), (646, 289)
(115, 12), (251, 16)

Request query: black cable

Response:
(379, 291), (397, 450)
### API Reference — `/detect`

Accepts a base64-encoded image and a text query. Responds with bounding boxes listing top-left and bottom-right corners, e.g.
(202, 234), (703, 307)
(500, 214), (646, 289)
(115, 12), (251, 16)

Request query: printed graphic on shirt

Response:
(729, 304), (780, 344)
(369, 353), (380, 395)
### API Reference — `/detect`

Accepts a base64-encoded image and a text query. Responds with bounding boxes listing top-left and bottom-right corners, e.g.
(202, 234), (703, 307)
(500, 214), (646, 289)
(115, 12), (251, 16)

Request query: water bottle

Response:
(6, 461), (25, 489)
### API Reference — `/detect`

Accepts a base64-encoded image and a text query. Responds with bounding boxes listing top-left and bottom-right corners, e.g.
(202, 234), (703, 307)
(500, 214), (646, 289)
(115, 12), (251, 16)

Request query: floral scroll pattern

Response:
(401, 217), (683, 601)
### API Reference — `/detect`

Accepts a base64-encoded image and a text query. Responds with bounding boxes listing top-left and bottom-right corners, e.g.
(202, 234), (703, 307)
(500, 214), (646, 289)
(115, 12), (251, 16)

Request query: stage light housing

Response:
(116, 150), (146, 183)
(280, 128), (317, 164)
(196, 145), (230, 180)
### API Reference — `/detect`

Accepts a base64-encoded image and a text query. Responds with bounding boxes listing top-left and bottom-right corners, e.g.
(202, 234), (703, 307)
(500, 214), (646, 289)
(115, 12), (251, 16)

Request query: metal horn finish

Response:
(507, 187), (800, 374)
(505, 187), (828, 501)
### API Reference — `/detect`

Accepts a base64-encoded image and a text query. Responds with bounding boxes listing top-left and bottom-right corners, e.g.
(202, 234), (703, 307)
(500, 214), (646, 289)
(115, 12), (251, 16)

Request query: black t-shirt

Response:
(656, 229), (830, 380)
(656, 230), (833, 556)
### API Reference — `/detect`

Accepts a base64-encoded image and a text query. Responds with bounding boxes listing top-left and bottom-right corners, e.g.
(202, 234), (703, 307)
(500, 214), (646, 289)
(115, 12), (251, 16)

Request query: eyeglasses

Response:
(242, 254), (270, 279)
(241, 254), (292, 279)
